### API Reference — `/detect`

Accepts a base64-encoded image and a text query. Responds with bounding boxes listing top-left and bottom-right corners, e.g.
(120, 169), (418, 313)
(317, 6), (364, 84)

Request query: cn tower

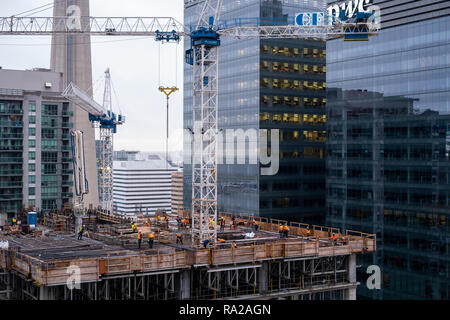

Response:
(50, 0), (99, 209)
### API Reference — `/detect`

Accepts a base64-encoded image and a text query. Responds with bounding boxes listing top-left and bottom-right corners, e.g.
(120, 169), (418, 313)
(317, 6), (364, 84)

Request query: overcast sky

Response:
(0, 0), (185, 154)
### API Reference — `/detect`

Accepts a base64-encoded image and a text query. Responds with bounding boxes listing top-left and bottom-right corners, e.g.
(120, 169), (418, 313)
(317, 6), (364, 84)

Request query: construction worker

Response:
(331, 233), (337, 244)
(209, 219), (215, 230)
(137, 231), (142, 249)
(231, 216), (236, 230)
(148, 233), (155, 248)
(253, 220), (259, 231)
(283, 225), (289, 238)
(77, 225), (84, 240)
(218, 238), (225, 249)
(306, 227), (311, 237)
(176, 233), (183, 245)
(219, 217), (225, 232)
(279, 224), (284, 238)
(11, 217), (16, 226)
(165, 215), (169, 228)
(131, 223), (136, 233)
(232, 241), (237, 249)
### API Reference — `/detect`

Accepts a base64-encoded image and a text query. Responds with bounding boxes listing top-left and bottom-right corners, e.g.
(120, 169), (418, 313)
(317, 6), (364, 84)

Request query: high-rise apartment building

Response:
(184, 0), (327, 223)
(0, 68), (73, 216)
(326, 0), (450, 299)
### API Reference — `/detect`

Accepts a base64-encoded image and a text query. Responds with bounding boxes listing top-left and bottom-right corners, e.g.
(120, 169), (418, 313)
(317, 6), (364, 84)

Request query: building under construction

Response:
(0, 210), (375, 300)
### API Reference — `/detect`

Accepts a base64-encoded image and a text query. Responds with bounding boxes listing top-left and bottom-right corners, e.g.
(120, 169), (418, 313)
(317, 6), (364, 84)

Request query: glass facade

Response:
(326, 14), (450, 299)
(0, 100), (23, 216)
(184, 0), (327, 223)
(0, 88), (73, 217)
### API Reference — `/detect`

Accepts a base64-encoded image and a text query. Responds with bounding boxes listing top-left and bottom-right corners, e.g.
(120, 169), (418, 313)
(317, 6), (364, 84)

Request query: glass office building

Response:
(326, 0), (450, 299)
(184, 0), (327, 223)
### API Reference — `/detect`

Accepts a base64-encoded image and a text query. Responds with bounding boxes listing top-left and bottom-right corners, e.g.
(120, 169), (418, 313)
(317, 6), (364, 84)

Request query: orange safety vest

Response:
(279, 225), (284, 231)
(253, 221), (258, 225)
(177, 233), (182, 239)
(148, 233), (155, 239)
(283, 225), (289, 231)
(218, 238), (224, 243)
(157, 216), (161, 220)
(138, 233), (142, 240)
(306, 229), (311, 235)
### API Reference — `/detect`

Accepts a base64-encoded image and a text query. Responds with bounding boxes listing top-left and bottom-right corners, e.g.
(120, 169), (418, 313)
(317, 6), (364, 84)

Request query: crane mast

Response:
(100, 69), (114, 213)
(188, 0), (223, 247)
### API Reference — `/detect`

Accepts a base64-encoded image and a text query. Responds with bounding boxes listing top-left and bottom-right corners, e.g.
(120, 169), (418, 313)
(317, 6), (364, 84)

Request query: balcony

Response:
(0, 193), (23, 200)
(0, 158), (22, 163)
(0, 146), (23, 151)
(61, 122), (73, 128)
(0, 121), (23, 127)
(0, 170), (23, 175)
(0, 133), (23, 139)
(0, 181), (22, 188)
(62, 111), (74, 116)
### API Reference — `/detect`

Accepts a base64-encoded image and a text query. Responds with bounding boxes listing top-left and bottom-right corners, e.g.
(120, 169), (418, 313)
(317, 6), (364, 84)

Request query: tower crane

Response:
(0, 1), (379, 247)
(62, 69), (124, 213)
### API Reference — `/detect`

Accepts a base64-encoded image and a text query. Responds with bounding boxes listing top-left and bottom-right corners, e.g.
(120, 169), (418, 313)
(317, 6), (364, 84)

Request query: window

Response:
(28, 175), (35, 184)
(29, 187), (35, 196)
(29, 127), (36, 136)
(29, 139), (36, 148)
(42, 104), (58, 115)
(29, 115), (35, 124)
(29, 164), (35, 172)
(29, 151), (35, 160)
(28, 103), (36, 112)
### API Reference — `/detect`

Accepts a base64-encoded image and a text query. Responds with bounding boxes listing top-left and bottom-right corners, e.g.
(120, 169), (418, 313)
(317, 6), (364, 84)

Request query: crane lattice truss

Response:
(0, 16), (187, 36)
(0, 16), (378, 38)
(0, 8), (378, 247)
(100, 69), (114, 213)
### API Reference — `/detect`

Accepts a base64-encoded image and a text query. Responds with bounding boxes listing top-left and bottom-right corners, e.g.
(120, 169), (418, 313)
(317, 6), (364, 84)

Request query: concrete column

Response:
(39, 286), (53, 300)
(344, 254), (357, 300)
(258, 262), (268, 295)
(178, 270), (191, 299)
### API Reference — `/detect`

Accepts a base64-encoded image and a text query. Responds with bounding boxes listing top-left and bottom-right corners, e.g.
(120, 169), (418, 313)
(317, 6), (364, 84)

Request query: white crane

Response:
(0, 2), (378, 247)
(62, 70), (124, 213)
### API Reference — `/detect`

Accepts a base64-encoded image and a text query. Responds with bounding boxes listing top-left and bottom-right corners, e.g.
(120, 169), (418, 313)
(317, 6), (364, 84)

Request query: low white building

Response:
(113, 153), (177, 217)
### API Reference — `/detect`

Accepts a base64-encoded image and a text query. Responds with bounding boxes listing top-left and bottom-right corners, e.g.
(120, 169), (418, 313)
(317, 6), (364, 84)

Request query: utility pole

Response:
(158, 86), (178, 168)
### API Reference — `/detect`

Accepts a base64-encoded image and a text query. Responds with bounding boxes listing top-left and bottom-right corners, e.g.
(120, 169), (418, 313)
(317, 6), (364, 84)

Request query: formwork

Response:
(0, 212), (375, 300)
